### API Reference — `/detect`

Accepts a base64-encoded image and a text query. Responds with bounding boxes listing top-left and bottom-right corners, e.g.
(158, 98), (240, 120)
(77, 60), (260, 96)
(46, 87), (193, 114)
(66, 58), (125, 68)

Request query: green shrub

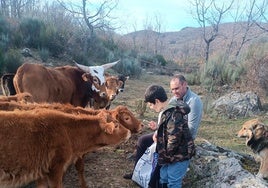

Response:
(237, 41), (268, 96)
(201, 56), (245, 91)
(0, 17), (10, 51)
(72, 53), (89, 66)
(4, 49), (23, 73)
(155, 54), (167, 66)
(0, 49), (5, 75)
(39, 48), (50, 62)
(40, 24), (65, 57)
(12, 30), (23, 48)
(19, 18), (45, 48)
(185, 73), (201, 85)
(114, 58), (142, 78)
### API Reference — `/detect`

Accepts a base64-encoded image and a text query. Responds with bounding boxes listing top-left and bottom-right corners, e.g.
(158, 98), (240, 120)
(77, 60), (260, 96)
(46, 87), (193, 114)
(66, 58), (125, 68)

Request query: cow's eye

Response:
(115, 122), (119, 128)
(93, 77), (99, 84)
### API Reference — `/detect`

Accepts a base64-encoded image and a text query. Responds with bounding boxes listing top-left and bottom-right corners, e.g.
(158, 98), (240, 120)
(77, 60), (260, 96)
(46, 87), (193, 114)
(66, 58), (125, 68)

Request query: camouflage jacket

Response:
(156, 100), (195, 165)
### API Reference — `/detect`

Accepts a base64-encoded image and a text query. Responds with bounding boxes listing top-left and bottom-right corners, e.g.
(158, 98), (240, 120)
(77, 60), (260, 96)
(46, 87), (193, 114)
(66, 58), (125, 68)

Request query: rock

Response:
(21, 48), (33, 57)
(212, 91), (262, 118)
(186, 141), (268, 188)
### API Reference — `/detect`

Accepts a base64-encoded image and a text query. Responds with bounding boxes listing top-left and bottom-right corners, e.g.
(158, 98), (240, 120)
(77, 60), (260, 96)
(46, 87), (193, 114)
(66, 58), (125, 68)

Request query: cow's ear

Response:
(118, 80), (124, 88)
(104, 72), (110, 77)
(82, 73), (92, 82)
(104, 123), (115, 134)
(98, 112), (114, 134)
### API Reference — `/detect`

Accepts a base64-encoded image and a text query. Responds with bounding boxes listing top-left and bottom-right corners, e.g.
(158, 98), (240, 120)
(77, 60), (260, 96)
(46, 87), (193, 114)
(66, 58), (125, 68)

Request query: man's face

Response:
(170, 79), (187, 99)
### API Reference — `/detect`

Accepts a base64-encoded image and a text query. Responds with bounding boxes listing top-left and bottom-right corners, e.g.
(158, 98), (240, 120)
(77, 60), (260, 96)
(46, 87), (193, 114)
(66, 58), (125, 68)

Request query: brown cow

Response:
(0, 109), (130, 188)
(0, 102), (142, 133)
(1, 73), (16, 96)
(0, 71), (128, 110)
(92, 74), (129, 109)
(105, 75), (125, 101)
(12, 61), (118, 107)
(0, 102), (143, 187)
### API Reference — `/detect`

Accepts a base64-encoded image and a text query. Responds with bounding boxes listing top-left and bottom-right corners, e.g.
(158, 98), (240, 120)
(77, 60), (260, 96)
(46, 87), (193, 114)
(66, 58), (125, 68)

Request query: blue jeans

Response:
(160, 160), (190, 188)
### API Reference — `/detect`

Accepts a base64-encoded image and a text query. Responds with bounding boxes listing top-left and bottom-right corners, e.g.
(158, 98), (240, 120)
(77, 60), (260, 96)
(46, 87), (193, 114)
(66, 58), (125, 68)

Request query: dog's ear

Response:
(246, 122), (260, 146)
(246, 129), (254, 146)
(251, 123), (259, 130)
(254, 123), (268, 139)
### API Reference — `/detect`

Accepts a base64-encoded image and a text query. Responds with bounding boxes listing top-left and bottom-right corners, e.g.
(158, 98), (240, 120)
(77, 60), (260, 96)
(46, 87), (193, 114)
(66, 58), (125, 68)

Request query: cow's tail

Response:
(1, 73), (16, 96)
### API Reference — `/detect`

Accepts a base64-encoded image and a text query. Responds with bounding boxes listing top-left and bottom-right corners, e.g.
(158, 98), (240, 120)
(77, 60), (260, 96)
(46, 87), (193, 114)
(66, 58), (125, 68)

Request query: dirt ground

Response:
(62, 132), (143, 188)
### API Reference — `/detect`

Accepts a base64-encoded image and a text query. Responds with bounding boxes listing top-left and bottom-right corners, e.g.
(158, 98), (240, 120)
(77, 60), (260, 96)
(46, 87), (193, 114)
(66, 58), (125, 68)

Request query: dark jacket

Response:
(156, 100), (195, 165)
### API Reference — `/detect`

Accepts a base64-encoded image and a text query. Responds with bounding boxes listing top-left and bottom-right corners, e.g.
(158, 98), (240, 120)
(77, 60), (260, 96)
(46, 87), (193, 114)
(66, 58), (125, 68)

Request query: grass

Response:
(197, 118), (252, 154)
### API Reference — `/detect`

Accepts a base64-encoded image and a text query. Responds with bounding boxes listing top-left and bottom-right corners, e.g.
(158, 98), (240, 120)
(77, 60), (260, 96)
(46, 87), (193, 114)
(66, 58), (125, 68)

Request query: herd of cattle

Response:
(0, 61), (143, 188)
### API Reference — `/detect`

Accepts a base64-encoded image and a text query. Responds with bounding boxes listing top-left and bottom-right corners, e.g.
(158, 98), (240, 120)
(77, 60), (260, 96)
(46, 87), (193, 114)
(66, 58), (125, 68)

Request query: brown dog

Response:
(237, 119), (268, 179)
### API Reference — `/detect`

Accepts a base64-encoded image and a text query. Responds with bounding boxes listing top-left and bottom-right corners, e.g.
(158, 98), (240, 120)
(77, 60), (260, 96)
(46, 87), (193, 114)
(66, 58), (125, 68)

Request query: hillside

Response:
(116, 22), (268, 63)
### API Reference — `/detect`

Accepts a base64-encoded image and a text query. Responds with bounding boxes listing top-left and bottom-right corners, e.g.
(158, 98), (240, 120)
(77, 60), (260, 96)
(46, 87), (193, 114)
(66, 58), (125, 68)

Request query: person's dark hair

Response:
(144, 85), (168, 104)
(171, 74), (187, 83)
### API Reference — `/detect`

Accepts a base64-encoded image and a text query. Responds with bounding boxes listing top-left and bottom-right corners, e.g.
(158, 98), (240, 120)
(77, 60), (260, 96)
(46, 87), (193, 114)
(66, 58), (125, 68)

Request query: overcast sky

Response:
(113, 0), (199, 34)
(75, 0), (267, 35)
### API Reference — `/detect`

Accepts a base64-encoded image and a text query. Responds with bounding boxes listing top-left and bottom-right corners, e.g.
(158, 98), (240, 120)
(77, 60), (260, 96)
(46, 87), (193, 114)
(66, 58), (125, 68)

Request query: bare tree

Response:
(191, 0), (234, 62)
(58, 0), (118, 35)
(0, 0), (39, 18)
(57, 0), (118, 61)
(142, 15), (154, 54)
(253, 0), (268, 32)
(222, 0), (244, 61)
(152, 12), (163, 55)
(231, 0), (267, 57)
(0, 0), (10, 17)
(130, 21), (138, 51)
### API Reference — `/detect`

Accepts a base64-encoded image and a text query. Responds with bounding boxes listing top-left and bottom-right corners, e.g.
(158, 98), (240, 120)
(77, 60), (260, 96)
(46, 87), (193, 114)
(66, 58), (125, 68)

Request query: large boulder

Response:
(212, 91), (262, 118)
(185, 141), (268, 188)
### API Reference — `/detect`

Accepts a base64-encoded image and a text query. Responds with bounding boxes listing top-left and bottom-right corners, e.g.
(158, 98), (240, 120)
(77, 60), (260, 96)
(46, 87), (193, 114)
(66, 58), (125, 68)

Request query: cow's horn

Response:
(102, 60), (120, 70)
(75, 63), (91, 72)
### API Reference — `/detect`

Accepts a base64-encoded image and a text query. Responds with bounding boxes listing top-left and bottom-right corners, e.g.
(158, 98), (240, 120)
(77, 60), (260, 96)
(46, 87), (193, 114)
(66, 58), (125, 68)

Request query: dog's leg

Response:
(257, 149), (268, 179)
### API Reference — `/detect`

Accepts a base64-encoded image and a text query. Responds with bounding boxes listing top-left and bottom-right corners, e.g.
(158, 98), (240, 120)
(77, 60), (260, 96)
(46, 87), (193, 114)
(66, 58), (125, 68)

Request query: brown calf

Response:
(92, 74), (129, 109)
(0, 109), (130, 188)
(0, 102), (142, 133)
(0, 102), (142, 187)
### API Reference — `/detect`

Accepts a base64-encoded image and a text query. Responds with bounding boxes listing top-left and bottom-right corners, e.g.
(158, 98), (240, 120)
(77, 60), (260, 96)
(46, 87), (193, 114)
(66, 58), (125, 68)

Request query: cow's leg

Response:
(36, 178), (48, 188)
(47, 150), (71, 188)
(47, 167), (65, 188)
(47, 165), (64, 188)
(75, 157), (88, 188)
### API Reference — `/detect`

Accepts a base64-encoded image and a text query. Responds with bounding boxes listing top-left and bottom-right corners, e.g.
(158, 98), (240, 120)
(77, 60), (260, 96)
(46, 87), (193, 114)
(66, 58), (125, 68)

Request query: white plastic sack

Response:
(132, 142), (156, 188)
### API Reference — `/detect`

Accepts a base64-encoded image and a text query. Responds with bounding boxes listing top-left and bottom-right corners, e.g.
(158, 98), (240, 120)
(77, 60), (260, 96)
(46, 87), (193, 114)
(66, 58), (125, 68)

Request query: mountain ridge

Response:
(116, 22), (268, 63)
